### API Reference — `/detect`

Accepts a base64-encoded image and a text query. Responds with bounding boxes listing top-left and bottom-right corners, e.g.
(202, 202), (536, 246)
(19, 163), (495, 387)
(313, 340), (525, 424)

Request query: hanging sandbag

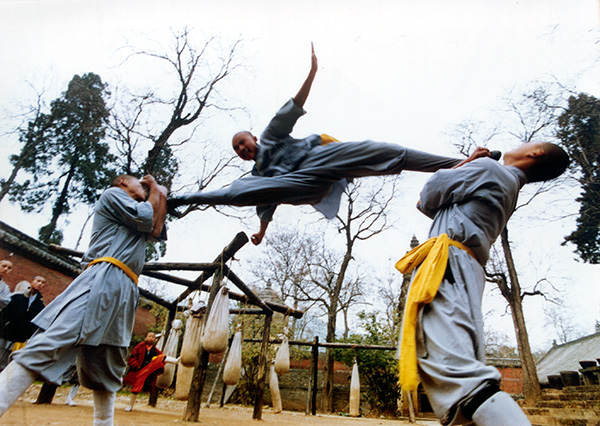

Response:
(274, 327), (290, 375)
(174, 360), (194, 401)
(156, 319), (182, 389)
(201, 286), (230, 353)
(180, 300), (207, 367)
(222, 327), (242, 385)
(349, 359), (360, 417)
(269, 364), (282, 414)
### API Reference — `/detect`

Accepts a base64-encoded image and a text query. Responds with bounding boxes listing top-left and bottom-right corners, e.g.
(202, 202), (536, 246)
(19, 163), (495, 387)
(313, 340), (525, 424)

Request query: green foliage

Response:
(129, 298), (170, 348)
(145, 241), (167, 262)
(557, 93), (600, 263)
(38, 225), (64, 245)
(334, 312), (399, 416)
(7, 72), (116, 243)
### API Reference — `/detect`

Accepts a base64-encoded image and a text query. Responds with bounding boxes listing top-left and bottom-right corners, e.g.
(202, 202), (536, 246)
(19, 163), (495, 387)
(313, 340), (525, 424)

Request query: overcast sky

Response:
(0, 0), (599, 352)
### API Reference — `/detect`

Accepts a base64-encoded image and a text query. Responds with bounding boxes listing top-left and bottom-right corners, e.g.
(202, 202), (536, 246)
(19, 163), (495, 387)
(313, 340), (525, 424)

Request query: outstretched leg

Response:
(168, 141), (461, 210)
(0, 361), (37, 417)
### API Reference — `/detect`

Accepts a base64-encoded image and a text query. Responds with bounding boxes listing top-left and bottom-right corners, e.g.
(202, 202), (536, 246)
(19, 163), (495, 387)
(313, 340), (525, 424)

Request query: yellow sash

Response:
(395, 234), (475, 391)
(86, 256), (139, 285)
(12, 342), (26, 352)
(320, 134), (340, 145)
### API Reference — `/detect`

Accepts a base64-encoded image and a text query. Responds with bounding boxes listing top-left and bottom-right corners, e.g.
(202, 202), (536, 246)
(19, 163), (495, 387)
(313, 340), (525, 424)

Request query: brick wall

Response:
(0, 247), (157, 341)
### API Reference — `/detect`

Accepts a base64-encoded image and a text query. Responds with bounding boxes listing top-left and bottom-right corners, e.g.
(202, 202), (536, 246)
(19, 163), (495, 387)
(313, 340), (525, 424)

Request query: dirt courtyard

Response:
(0, 384), (439, 426)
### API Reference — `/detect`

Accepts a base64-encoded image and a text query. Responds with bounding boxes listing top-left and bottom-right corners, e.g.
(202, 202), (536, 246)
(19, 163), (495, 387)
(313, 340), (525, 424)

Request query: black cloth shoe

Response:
(166, 197), (186, 218)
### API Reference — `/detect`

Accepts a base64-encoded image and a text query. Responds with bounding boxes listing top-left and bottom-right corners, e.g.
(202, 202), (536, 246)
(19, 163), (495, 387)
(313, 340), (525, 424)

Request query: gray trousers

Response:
(181, 141), (460, 207)
(13, 291), (127, 392)
(416, 248), (501, 425)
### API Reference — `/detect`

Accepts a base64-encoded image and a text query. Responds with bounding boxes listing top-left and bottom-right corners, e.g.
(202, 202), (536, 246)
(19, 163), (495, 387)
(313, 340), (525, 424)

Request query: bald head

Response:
(0, 260), (13, 279)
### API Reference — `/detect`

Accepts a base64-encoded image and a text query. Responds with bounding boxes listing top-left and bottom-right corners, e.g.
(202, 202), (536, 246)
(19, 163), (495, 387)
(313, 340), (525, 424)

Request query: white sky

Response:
(0, 0), (599, 352)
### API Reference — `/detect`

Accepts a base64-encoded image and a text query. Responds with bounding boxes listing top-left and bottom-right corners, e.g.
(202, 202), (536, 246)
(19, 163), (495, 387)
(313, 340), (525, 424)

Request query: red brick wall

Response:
(0, 248), (71, 302)
(498, 365), (524, 395)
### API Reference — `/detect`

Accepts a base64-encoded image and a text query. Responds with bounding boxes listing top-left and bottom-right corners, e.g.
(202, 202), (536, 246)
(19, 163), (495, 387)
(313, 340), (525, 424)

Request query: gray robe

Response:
(181, 99), (461, 221)
(413, 158), (526, 425)
(14, 187), (164, 389)
(0, 280), (10, 310)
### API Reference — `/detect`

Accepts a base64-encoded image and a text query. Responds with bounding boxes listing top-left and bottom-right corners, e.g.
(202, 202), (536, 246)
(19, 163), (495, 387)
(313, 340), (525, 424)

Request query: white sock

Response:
(93, 390), (116, 426)
(125, 393), (137, 412)
(472, 391), (531, 426)
(66, 384), (80, 405)
(164, 356), (179, 365)
(0, 361), (37, 418)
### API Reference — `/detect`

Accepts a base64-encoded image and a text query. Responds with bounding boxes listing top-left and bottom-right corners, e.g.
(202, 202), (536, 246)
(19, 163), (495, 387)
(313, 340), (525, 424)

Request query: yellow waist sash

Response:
(320, 134), (340, 145)
(86, 257), (139, 285)
(395, 233), (476, 391)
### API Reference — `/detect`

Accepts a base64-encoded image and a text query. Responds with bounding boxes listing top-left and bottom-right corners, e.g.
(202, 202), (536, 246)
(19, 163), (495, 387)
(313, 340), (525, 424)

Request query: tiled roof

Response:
(536, 332), (600, 383)
(0, 221), (81, 277)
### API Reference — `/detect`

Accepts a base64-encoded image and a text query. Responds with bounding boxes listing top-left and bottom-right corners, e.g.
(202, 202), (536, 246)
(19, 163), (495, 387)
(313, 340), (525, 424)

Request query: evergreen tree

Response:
(557, 93), (600, 263)
(8, 73), (114, 244)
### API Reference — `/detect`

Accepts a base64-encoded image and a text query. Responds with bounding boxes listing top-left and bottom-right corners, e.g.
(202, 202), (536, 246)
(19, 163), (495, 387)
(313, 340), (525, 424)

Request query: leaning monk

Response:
(0, 174), (168, 426)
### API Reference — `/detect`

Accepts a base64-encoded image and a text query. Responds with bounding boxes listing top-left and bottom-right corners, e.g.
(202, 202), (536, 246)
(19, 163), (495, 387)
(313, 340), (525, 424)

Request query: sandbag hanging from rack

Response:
(174, 361), (194, 401)
(274, 327), (290, 375)
(180, 300), (207, 367)
(201, 286), (230, 353)
(222, 327), (242, 385)
(156, 319), (182, 389)
(269, 364), (282, 414)
(349, 359), (360, 417)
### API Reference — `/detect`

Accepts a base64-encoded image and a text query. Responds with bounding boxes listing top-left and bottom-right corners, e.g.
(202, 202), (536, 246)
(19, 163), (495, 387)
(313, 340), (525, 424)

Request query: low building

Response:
(536, 332), (600, 384)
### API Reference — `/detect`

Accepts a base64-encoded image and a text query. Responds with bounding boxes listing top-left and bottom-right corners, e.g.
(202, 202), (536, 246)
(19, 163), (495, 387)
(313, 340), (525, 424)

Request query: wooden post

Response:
(149, 306), (177, 408)
(305, 344), (313, 415)
(183, 267), (225, 421)
(183, 233), (248, 422)
(311, 336), (319, 416)
(219, 380), (227, 407)
(252, 312), (272, 420)
(407, 390), (416, 423)
(206, 335), (232, 408)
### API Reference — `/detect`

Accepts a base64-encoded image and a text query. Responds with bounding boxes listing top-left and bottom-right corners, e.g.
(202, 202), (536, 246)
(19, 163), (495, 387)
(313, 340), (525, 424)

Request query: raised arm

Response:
(293, 43), (318, 108)
(251, 219), (270, 246)
(141, 175), (168, 238)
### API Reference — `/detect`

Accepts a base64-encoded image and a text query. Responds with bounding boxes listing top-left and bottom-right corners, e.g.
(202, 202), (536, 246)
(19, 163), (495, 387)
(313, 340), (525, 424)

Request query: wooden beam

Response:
(176, 231), (249, 302)
(221, 265), (271, 314)
(142, 262), (219, 271)
(243, 338), (394, 351)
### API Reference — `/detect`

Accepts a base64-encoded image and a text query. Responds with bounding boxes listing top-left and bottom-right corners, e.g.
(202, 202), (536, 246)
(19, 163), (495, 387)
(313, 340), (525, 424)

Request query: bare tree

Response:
(544, 303), (584, 344)
(304, 176), (400, 412)
(250, 227), (317, 339)
(108, 28), (242, 194)
(0, 86), (51, 203)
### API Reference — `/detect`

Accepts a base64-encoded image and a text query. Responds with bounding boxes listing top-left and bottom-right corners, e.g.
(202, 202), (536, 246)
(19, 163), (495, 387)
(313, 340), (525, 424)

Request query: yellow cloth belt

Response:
(86, 256), (139, 285)
(320, 134), (340, 145)
(395, 233), (476, 391)
(12, 342), (26, 352)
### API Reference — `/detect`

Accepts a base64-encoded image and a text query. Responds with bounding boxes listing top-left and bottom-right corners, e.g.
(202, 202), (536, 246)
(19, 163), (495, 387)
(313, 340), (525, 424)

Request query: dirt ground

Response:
(0, 384), (439, 426)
